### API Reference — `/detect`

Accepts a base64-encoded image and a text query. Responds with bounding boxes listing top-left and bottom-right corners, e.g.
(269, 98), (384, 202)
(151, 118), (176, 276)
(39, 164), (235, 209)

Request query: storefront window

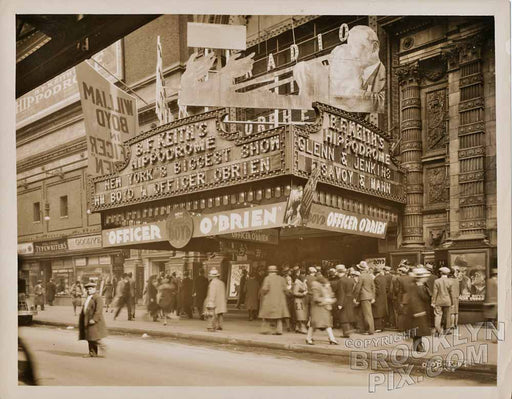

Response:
(52, 268), (73, 295)
(450, 252), (487, 302)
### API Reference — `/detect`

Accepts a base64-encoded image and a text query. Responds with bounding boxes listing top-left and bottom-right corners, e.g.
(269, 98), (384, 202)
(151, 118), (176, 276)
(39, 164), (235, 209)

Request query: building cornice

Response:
(17, 137), (87, 174)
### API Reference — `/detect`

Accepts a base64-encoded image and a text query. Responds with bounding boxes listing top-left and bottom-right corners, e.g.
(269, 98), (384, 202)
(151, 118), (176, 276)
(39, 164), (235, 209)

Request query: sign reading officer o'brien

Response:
(306, 204), (387, 239)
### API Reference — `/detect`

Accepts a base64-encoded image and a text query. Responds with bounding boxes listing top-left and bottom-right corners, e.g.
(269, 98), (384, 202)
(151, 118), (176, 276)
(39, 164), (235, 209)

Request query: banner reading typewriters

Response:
(76, 61), (138, 176)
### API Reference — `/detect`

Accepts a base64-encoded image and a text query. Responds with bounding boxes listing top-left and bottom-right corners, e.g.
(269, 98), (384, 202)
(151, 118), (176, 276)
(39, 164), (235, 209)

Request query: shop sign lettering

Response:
(67, 235), (102, 251)
(221, 229), (279, 245)
(34, 239), (68, 253)
(17, 242), (34, 255)
(306, 204), (388, 239)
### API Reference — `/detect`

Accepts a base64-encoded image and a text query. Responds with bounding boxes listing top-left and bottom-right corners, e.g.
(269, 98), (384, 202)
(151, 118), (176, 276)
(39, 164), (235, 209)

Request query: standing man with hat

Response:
(405, 267), (432, 352)
(372, 266), (388, 333)
(335, 264), (356, 338)
(78, 282), (108, 357)
(204, 269), (227, 332)
(383, 266), (395, 329)
(353, 261), (376, 335)
(483, 268), (498, 328)
(259, 265), (290, 335)
(431, 266), (454, 335)
(395, 264), (412, 332)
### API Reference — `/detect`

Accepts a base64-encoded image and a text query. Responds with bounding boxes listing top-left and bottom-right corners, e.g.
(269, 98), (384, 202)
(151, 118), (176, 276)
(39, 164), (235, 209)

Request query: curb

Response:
(32, 319), (496, 376)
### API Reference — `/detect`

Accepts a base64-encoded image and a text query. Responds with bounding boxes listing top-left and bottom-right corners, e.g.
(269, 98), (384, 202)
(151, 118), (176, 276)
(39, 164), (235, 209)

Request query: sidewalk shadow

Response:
(37, 349), (87, 358)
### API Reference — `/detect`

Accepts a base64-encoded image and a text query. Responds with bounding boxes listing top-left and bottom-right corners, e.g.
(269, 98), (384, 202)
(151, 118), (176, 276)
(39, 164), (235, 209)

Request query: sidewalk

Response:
(31, 305), (497, 374)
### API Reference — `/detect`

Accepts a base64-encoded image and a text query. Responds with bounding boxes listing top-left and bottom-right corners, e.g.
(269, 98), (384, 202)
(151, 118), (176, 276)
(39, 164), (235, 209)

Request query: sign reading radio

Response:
(91, 110), (285, 210)
(293, 104), (405, 203)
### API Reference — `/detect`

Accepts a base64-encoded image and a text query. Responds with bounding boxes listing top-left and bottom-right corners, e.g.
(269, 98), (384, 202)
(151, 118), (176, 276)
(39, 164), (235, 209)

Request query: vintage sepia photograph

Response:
(2, 1), (511, 398)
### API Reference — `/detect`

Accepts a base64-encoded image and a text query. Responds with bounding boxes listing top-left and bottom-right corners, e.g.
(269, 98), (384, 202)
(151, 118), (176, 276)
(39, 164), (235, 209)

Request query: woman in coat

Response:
(102, 278), (114, 312)
(146, 277), (160, 322)
(78, 282), (108, 357)
(244, 272), (260, 321)
(293, 271), (308, 333)
(405, 268), (432, 352)
(70, 280), (84, 315)
(306, 275), (338, 345)
(157, 278), (174, 326)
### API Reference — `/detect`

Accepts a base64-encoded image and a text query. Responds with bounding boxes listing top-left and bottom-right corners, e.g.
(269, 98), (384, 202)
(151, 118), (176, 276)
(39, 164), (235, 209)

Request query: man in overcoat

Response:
(181, 270), (194, 319)
(114, 274), (132, 321)
(259, 265), (290, 335)
(335, 264), (356, 338)
(431, 266), (454, 335)
(405, 268), (432, 352)
(46, 278), (57, 306)
(79, 282), (108, 357)
(394, 266), (412, 332)
(193, 268), (209, 320)
(353, 261), (376, 335)
(204, 269), (227, 331)
(372, 266), (388, 332)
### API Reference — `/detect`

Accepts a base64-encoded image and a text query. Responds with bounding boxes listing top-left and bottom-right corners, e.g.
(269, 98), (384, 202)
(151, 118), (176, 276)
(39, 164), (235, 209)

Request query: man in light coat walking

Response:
(259, 265), (290, 335)
(204, 269), (227, 331)
(431, 266), (453, 335)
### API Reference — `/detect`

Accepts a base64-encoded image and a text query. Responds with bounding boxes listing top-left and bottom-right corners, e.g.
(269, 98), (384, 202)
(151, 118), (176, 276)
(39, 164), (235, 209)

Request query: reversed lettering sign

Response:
(76, 61), (138, 177)
(306, 204), (388, 239)
(193, 202), (287, 237)
(102, 222), (166, 247)
(67, 235), (102, 251)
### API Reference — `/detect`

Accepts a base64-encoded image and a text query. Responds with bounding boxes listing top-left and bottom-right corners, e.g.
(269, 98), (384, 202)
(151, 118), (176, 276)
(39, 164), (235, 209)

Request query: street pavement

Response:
(30, 305), (498, 376)
(19, 325), (496, 386)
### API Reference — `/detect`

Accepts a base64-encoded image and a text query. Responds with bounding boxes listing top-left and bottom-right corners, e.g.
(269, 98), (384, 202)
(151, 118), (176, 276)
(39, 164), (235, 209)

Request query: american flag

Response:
(155, 36), (173, 125)
(300, 165), (321, 222)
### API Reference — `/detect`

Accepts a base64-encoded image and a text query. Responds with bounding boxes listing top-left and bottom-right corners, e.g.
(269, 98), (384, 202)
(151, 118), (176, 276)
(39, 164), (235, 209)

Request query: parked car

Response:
(18, 293), (37, 325)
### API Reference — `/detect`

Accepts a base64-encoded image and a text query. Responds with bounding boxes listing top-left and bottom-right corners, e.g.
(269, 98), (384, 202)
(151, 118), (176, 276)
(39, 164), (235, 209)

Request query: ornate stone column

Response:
(397, 62), (424, 247)
(455, 37), (487, 239)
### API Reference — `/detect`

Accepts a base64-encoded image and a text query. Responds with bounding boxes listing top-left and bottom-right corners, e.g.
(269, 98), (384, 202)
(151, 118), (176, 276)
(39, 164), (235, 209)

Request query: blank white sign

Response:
(187, 22), (247, 50)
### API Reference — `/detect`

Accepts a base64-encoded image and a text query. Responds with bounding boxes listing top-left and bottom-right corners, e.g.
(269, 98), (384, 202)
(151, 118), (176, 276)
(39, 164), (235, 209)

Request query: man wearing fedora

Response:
(353, 261), (376, 335)
(372, 266), (388, 333)
(259, 265), (290, 335)
(204, 268), (227, 332)
(335, 264), (356, 338)
(431, 266), (454, 335)
(405, 267), (432, 352)
(394, 264), (412, 332)
(78, 282), (108, 357)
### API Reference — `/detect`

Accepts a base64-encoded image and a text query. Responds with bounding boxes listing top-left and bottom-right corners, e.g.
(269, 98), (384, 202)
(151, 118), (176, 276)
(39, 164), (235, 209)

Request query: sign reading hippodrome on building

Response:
(90, 104), (405, 213)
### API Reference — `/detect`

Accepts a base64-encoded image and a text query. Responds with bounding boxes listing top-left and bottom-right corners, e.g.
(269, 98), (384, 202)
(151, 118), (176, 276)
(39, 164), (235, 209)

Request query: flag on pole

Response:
(76, 61), (138, 177)
(300, 165), (321, 223)
(156, 36), (173, 124)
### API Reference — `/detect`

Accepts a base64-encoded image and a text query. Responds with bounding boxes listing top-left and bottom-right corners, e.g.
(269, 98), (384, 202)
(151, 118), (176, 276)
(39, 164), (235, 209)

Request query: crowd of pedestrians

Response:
(62, 259), (498, 356)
